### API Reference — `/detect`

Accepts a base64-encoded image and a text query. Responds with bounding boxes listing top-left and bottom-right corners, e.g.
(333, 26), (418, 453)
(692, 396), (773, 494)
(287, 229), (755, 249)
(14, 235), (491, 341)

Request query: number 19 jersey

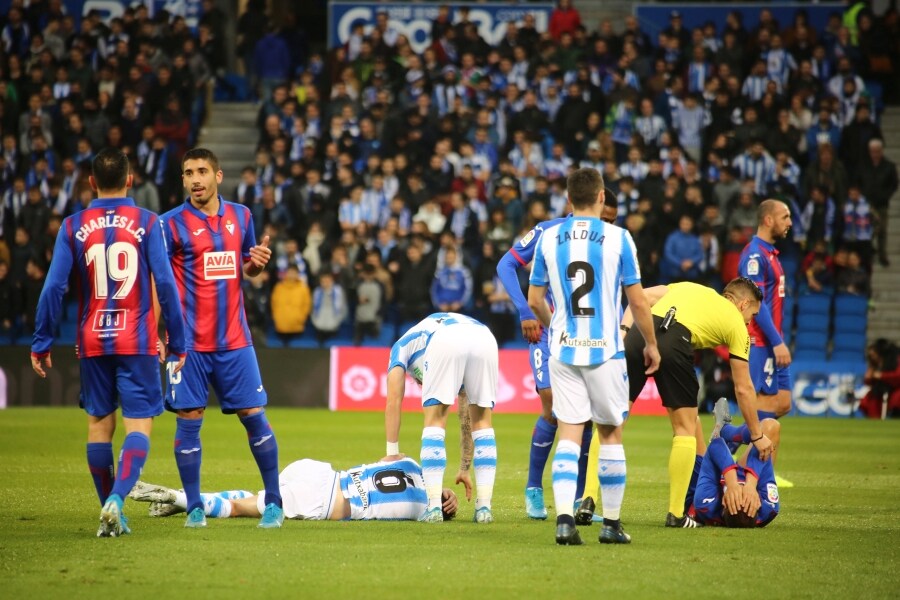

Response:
(530, 217), (641, 366)
(32, 197), (186, 358)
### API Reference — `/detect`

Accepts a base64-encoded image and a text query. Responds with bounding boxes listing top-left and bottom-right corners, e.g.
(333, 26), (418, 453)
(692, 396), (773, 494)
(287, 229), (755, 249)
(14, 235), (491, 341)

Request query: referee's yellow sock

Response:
(668, 436), (697, 517)
(584, 433), (600, 501)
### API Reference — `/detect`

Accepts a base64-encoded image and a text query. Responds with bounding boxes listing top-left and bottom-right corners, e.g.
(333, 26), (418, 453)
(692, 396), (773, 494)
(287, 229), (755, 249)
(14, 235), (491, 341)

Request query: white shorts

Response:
(549, 356), (629, 426)
(421, 323), (498, 409)
(257, 459), (339, 520)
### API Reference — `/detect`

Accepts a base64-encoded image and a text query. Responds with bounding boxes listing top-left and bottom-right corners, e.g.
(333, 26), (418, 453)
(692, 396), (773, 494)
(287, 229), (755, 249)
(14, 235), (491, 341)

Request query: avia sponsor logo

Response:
(92, 309), (127, 336)
(203, 251), (237, 280)
(558, 331), (608, 348)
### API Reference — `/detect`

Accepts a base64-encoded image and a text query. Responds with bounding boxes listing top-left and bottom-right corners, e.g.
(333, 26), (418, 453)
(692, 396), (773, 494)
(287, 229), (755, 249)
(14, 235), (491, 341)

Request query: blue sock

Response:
(87, 442), (114, 506)
(527, 417), (557, 489)
(241, 411), (281, 508)
(758, 410), (777, 421)
(575, 425), (593, 500)
(683, 454), (704, 515)
(175, 417), (203, 512)
(110, 432), (150, 500)
(723, 424), (751, 453)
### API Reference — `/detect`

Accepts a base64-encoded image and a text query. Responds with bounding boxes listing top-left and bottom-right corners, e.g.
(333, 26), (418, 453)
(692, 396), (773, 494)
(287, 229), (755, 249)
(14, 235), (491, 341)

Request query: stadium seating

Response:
(797, 293), (833, 317)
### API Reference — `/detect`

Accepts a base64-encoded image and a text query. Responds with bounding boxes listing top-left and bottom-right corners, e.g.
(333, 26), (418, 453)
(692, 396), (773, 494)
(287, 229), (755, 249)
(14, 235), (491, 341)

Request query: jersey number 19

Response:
(85, 242), (138, 300)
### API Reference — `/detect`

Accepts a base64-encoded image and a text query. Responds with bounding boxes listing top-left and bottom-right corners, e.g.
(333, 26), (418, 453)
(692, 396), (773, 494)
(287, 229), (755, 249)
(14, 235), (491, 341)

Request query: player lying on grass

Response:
(130, 456), (459, 521)
(687, 399), (781, 528)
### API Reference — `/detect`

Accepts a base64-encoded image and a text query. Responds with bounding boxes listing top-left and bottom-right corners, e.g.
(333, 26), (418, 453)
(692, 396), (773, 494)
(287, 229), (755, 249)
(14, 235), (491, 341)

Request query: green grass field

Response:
(1, 408), (898, 599)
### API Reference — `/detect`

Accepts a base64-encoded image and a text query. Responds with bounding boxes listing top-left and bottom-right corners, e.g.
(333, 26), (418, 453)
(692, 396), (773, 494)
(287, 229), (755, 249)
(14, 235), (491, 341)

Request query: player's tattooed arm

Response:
(455, 391), (474, 501)
(457, 390), (474, 472)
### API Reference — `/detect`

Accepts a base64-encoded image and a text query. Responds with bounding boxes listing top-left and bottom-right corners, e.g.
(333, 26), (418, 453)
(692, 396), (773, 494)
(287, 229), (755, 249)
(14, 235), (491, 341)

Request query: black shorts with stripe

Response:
(624, 315), (698, 410)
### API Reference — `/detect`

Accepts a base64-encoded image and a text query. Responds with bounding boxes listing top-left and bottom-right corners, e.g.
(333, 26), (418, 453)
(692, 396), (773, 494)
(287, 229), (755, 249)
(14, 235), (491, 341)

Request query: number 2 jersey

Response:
(339, 457), (429, 520)
(161, 197), (256, 352)
(529, 217), (641, 366)
(32, 197), (186, 358)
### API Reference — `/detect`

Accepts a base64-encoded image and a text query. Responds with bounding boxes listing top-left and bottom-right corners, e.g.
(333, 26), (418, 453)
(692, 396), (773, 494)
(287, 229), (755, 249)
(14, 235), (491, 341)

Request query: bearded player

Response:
(737, 199), (794, 488)
(160, 148), (283, 529)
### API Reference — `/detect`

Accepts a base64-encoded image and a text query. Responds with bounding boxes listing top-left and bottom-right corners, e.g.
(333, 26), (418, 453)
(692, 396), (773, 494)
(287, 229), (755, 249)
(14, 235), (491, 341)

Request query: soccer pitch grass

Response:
(1, 409), (898, 599)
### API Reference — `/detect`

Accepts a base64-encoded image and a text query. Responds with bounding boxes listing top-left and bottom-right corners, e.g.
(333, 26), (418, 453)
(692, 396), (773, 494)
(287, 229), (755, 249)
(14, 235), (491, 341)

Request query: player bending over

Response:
(130, 457), (458, 521)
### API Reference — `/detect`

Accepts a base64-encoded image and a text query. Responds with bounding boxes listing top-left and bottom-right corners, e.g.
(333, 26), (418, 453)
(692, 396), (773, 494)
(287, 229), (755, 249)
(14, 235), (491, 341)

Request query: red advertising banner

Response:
(329, 346), (667, 415)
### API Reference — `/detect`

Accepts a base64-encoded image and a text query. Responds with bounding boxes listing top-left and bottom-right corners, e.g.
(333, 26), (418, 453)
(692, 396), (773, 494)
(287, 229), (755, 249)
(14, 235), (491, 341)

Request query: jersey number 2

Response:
(567, 261), (596, 317)
(85, 242), (138, 300)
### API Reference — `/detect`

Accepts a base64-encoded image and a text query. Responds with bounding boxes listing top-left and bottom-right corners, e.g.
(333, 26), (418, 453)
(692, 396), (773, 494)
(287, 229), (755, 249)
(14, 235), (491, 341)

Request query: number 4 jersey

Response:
(32, 197), (186, 358)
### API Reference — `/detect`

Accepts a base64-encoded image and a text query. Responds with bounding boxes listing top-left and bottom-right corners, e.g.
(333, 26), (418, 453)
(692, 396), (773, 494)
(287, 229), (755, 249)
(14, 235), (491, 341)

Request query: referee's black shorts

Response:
(624, 315), (698, 410)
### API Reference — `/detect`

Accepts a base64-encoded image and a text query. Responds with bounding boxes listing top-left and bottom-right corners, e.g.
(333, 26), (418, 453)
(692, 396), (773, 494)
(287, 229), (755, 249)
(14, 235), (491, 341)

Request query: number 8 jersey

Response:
(33, 197), (186, 358)
(529, 217), (641, 366)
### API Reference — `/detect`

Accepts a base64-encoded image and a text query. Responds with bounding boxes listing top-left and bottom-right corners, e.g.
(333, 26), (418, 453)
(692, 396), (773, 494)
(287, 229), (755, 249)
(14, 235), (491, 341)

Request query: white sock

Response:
(552, 440), (580, 518)
(472, 428), (497, 510)
(174, 490), (187, 510)
(598, 444), (626, 521)
(421, 426), (447, 510)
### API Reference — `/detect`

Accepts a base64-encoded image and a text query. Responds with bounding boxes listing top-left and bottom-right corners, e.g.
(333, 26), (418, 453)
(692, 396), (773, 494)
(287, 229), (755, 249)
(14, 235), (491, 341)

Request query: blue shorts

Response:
(749, 345), (792, 395)
(529, 328), (551, 391)
(165, 346), (267, 413)
(80, 355), (163, 419)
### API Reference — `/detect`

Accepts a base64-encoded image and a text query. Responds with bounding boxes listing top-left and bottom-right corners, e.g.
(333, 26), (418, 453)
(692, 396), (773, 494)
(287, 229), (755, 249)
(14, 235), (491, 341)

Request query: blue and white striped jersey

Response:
(530, 218), (641, 366)
(338, 457), (429, 520)
(388, 312), (485, 382)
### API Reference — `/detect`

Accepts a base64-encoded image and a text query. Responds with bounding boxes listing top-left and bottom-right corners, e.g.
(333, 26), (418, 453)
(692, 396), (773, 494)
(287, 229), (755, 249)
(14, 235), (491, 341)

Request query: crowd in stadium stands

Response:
(1, 1), (899, 352)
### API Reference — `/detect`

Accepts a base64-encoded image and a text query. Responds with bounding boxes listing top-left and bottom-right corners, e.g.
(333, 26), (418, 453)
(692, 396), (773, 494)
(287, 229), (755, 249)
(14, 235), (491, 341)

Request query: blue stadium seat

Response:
(796, 313), (830, 333)
(831, 349), (865, 363)
(797, 293), (832, 316)
(834, 294), (869, 317)
(794, 330), (828, 351)
(360, 325), (397, 347)
(794, 348), (827, 363)
(833, 314), (867, 334)
(832, 332), (867, 353)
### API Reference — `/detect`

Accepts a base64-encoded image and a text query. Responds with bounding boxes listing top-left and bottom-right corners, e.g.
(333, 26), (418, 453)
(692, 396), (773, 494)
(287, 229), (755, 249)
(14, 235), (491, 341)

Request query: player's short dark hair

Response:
(567, 168), (604, 209)
(722, 508), (756, 528)
(182, 147), (220, 172)
(723, 277), (764, 303)
(92, 147), (130, 191)
(603, 188), (618, 209)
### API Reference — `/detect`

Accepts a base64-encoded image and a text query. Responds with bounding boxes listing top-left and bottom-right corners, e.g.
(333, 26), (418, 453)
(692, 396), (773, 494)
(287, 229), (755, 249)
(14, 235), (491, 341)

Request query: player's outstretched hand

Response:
(31, 353), (52, 378)
(441, 488), (459, 519)
(455, 469), (473, 501)
(157, 340), (167, 364)
(773, 342), (792, 368)
(521, 319), (542, 344)
(380, 453), (407, 463)
(248, 235), (272, 269)
(753, 434), (774, 462)
(643, 343), (661, 375)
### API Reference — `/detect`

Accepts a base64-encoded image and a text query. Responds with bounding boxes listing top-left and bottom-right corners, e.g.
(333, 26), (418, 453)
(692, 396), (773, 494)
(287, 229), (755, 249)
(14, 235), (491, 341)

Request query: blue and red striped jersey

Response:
(161, 197), (255, 352)
(739, 236), (785, 347)
(32, 197), (186, 358)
